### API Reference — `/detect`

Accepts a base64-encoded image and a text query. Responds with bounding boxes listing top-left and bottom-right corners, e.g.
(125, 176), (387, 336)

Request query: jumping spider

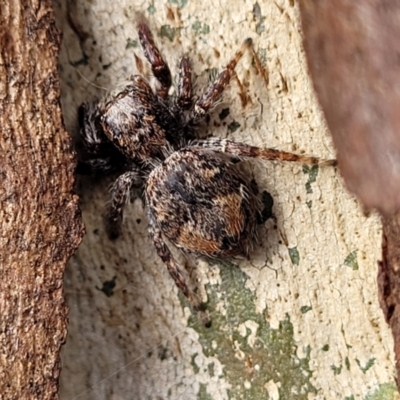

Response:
(78, 16), (335, 320)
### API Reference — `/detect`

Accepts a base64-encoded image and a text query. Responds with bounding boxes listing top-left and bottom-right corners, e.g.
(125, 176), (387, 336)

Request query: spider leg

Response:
(191, 138), (337, 166)
(137, 16), (172, 99)
(107, 169), (143, 239)
(190, 38), (253, 123)
(147, 209), (208, 321)
(77, 158), (118, 175)
(78, 101), (111, 157)
(78, 102), (129, 174)
(177, 56), (193, 111)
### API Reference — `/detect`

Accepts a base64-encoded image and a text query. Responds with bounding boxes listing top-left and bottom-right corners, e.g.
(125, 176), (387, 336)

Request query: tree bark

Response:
(298, 1), (400, 390)
(0, 1), (84, 399)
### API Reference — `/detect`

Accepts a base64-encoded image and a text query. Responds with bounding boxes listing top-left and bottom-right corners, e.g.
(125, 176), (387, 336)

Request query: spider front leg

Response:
(192, 138), (337, 166)
(177, 56), (193, 111)
(78, 101), (109, 157)
(190, 38), (253, 123)
(77, 101), (127, 174)
(137, 16), (172, 98)
(146, 209), (208, 323)
(107, 169), (142, 239)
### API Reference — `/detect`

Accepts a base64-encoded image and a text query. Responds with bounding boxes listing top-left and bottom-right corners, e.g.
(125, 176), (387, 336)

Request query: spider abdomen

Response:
(146, 148), (258, 259)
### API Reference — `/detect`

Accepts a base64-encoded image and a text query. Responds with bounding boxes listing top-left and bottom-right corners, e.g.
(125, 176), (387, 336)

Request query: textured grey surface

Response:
(55, 0), (396, 399)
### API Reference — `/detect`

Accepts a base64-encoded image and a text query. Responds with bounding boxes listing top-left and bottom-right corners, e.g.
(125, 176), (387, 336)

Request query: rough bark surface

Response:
(56, 0), (396, 399)
(298, 1), (400, 390)
(0, 1), (84, 399)
(379, 215), (400, 386)
(299, 0), (400, 217)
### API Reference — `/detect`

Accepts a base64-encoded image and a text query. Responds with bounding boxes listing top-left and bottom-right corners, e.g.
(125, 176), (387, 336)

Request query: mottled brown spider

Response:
(78, 16), (335, 320)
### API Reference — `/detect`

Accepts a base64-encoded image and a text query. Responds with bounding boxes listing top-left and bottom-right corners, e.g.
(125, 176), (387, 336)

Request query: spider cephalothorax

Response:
(78, 16), (335, 318)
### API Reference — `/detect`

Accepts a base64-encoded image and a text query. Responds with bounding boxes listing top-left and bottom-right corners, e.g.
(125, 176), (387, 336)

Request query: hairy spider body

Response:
(79, 16), (335, 317)
(146, 148), (258, 259)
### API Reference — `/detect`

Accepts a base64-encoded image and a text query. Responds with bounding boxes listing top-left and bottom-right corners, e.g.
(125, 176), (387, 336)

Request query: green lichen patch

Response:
(344, 251), (359, 271)
(253, 2), (266, 34)
(300, 305), (312, 314)
(192, 20), (211, 36)
(356, 358), (375, 374)
(331, 364), (342, 375)
(191, 353), (200, 374)
(227, 120), (241, 133)
(187, 263), (317, 399)
(289, 247), (300, 266)
(167, 0), (188, 9)
(302, 164), (319, 194)
(364, 383), (399, 400)
(125, 38), (138, 49)
(257, 48), (267, 64)
(208, 362), (215, 377)
(159, 25), (178, 42)
(147, 4), (156, 14)
(198, 383), (213, 400)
